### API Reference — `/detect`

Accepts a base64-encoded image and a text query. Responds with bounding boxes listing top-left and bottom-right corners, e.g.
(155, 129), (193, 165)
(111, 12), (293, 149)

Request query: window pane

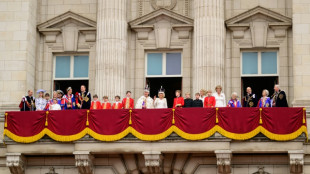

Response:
(74, 56), (89, 78)
(147, 53), (162, 75)
(261, 52), (277, 74)
(166, 53), (182, 75)
(55, 56), (70, 78)
(242, 52), (258, 74)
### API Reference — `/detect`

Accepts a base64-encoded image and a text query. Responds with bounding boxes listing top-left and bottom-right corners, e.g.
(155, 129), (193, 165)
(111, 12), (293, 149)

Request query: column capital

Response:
(6, 153), (26, 174)
(73, 151), (94, 174)
(288, 150), (304, 174)
(215, 150), (232, 174)
(142, 151), (163, 173)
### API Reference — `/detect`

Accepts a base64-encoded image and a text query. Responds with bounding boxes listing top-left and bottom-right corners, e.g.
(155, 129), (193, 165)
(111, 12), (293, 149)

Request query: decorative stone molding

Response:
(73, 151), (94, 174)
(45, 167), (58, 174)
(215, 150), (232, 174)
(39, 29), (61, 43)
(226, 24), (249, 39)
(6, 153), (26, 174)
(288, 150), (304, 174)
(79, 28), (96, 42)
(142, 151), (163, 173)
(131, 26), (153, 40)
(151, 0), (177, 10)
(269, 24), (291, 38)
(172, 24), (193, 39)
(253, 167), (270, 174)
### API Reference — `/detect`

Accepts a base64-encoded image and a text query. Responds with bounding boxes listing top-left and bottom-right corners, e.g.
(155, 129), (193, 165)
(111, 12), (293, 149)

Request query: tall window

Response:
(53, 55), (89, 93)
(241, 51), (278, 76)
(146, 52), (182, 77)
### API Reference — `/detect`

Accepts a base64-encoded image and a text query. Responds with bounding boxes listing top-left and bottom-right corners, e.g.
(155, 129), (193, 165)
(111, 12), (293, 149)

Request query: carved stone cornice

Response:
(6, 153), (26, 174)
(142, 151), (163, 174)
(215, 150), (232, 174)
(73, 151), (94, 174)
(288, 150), (304, 174)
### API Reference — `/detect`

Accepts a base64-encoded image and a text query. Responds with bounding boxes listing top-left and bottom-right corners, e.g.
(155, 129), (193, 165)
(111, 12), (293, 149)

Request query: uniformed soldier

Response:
(243, 87), (257, 107)
(19, 90), (36, 111)
(77, 85), (91, 109)
(271, 84), (288, 107)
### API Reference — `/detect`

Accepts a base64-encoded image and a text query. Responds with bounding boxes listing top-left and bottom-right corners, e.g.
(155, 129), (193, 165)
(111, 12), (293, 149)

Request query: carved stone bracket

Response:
(131, 26), (154, 40)
(6, 153), (26, 174)
(288, 150), (304, 174)
(39, 29), (61, 43)
(73, 151), (94, 174)
(215, 150), (232, 174)
(269, 23), (291, 38)
(172, 24), (193, 39)
(79, 27), (97, 42)
(142, 151), (163, 174)
(226, 24), (249, 39)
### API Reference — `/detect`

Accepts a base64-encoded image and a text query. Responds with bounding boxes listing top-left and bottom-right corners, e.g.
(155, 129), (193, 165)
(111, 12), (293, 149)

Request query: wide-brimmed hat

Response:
(36, 89), (46, 94)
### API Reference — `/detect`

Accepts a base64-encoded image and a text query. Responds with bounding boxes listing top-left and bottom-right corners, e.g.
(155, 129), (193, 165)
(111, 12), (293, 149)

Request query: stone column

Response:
(193, 0), (225, 93)
(292, 1), (310, 109)
(96, 0), (127, 99)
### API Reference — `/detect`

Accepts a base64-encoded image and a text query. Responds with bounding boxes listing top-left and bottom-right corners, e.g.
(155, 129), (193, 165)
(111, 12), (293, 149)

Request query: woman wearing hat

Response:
(154, 86), (168, 109)
(35, 89), (47, 111)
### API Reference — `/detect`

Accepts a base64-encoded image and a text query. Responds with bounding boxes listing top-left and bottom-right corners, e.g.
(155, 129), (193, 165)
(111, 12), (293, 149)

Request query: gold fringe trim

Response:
(216, 108), (219, 124)
(46, 128), (88, 142)
(88, 127), (130, 141)
(45, 111), (49, 127)
(129, 110), (132, 125)
(260, 126), (308, 141)
(4, 113), (8, 128)
(174, 126), (217, 140)
(303, 108), (306, 124)
(86, 110), (90, 126)
(172, 109), (175, 124)
(217, 126), (261, 140)
(4, 129), (47, 143)
(259, 108), (263, 125)
(130, 127), (174, 141)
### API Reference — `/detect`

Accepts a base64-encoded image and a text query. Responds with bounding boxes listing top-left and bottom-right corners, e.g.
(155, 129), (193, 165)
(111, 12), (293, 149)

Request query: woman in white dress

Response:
(154, 86), (168, 109)
(213, 85), (226, 107)
(35, 89), (47, 111)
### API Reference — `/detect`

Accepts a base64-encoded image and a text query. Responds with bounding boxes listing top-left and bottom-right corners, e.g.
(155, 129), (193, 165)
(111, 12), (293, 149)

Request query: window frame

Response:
(145, 51), (183, 77)
(240, 50), (279, 77)
(53, 54), (90, 81)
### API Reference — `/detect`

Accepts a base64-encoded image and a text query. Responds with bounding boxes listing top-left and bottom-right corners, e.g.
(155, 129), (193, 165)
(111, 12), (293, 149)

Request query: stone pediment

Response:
(226, 6), (292, 25)
(37, 11), (96, 30)
(37, 11), (96, 51)
(129, 8), (193, 27)
(130, 8), (193, 42)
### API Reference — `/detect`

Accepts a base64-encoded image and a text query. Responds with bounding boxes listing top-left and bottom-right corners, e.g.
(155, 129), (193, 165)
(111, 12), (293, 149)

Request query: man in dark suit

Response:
(272, 84), (288, 107)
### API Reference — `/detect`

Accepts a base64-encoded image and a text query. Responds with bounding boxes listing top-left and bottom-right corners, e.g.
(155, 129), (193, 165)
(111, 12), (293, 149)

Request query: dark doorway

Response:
(241, 77), (278, 101)
(146, 77), (182, 108)
(54, 80), (89, 95)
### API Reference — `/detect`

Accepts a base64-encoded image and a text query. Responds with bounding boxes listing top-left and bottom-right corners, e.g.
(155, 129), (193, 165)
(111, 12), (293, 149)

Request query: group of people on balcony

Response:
(19, 84), (288, 111)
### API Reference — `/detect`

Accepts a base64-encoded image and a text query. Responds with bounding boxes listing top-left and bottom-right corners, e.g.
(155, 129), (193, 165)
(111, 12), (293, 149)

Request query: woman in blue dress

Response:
(258, 89), (271, 108)
(227, 92), (242, 108)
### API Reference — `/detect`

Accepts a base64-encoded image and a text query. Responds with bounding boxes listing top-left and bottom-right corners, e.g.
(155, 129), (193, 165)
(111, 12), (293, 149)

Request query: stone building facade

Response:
(0, 0), (310, 174)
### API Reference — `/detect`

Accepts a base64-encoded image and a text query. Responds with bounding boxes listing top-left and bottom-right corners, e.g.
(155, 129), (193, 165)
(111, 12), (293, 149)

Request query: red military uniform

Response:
(112, 102), (123, 109)
(101, 102), (111, 109)
(122, 98), (134, 109)
(173, 97), (184, 108)
(90, 101), (102, 110)
(204, 96), (216, 108)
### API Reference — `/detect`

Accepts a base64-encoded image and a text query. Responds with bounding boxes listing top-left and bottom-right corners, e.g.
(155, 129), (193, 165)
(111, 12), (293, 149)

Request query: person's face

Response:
(262, 91), (266, 97)
(144, 91), (149, 97)
(216, 88), (221, 93)
(274, 85), (279, 92)
(53, 92), (57, 99)
(159, 93), (163, 98)
(104, 98), (108, 102)
(94, 97), (98, 101)
(195, 95), (200, 99)
(57, 93), (61, 98)
(115, 97), (120, 101)
(247, 87), (252, 94)
(126, 92), (131, 98)
(53, 100), (57, 104)
(81, 86), (85, 92)
(207, 92), (212, 96)
(176, 92), (180, 97)
(28, 90), (33, 96)
(200, 91), (204, 96)
(45, 96), (50, 100)
(39, 92), (44, 98)
(185, 94), (190, 99)
(232, 94), (237, 100)
(68, 89), (72, 95)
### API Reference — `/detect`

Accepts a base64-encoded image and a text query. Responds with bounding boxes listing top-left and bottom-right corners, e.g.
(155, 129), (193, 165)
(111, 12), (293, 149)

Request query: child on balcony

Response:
(49, 99), (61, 111)
(204, 90), (216, 108)
(192, 93), (203, 107)
(173, 90), (184, 108)
(90, 94), (101, 110)
(184, 92), (193, 108)
(112, 96), (123, 109)
(101, 96), (111, 109)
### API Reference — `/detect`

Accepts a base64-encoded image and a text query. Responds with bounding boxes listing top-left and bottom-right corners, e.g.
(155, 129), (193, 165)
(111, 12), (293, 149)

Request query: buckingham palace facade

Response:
(1, 0), (310, 174)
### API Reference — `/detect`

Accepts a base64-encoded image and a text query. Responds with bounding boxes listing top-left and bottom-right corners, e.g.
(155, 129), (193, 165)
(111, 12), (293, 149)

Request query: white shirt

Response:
(50, 104), (61, 110)
(199, 95), (206, 101)
(154, 98), (168, 109)
(213, 92), (226, 107)
(135, 96), (154, 109)
(35, 97), (47, 111)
